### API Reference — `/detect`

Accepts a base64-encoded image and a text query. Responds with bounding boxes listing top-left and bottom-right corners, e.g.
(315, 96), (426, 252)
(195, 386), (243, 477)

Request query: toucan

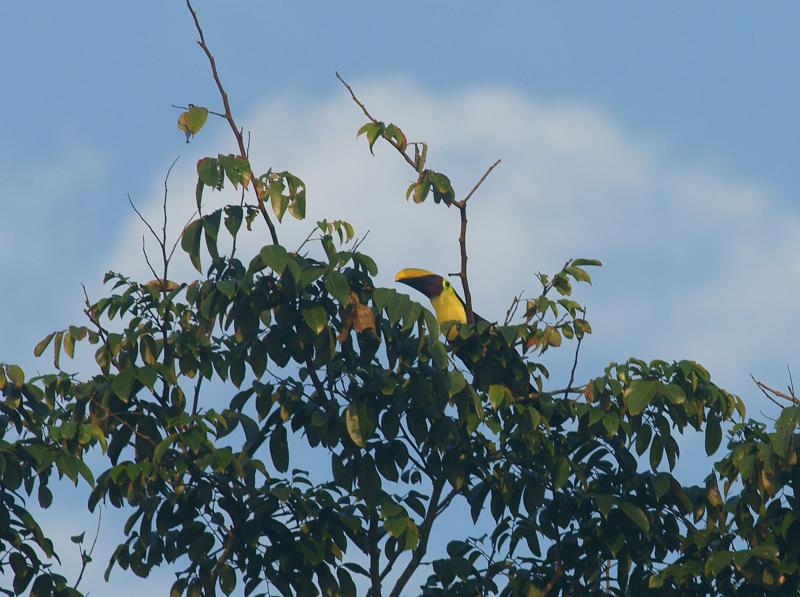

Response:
(394, 268), (479, 331)
(395, 268), (532, 398)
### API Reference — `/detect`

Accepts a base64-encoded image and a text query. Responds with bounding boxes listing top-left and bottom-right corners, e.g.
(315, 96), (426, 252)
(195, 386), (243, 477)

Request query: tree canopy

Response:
(1, 3), (799, 596)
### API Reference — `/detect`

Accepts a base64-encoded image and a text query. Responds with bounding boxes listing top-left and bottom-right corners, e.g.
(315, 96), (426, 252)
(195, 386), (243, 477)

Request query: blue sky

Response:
(3, 2), (800, 594)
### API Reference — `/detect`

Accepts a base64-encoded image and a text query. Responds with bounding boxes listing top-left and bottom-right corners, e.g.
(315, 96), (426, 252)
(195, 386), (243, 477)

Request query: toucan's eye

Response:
(443, 280), (450, 289)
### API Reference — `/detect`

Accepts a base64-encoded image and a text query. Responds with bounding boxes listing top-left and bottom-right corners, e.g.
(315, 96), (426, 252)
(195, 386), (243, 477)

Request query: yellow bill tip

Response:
(395, 268), (437, 282)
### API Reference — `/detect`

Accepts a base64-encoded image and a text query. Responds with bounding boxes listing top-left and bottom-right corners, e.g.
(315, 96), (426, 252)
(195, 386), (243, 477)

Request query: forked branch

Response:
(335, 73), (502, 323)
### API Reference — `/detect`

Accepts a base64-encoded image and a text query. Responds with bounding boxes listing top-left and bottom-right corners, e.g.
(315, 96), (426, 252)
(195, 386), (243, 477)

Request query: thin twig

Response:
(161, 156), (180, 279)
(128, 194), (160, 244)
(351, 229), (371, 254)
(74, 507), (102, 590)
(335, 72), (417, 170)
(171, 103), (227, 119)
(186, 0), (279, 245)
(564, 310), (586, 400)
(81, 283), (109, 342)
(453, 159), (501, 324)
(305, 358), (328, 402)
(455, 158), (502, 209)
(141, 236), (161, 283)
(503, 291), (524, 326)
(752, 375), (800, 407)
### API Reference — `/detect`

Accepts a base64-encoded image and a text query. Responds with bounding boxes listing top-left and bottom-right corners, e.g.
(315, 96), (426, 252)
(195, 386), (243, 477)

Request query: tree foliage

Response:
(2, 4), (800, 596)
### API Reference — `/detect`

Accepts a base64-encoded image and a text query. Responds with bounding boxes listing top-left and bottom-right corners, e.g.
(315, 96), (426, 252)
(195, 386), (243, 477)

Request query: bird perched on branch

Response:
(394, 268), (480, 333)
(395, 268), (532, 399)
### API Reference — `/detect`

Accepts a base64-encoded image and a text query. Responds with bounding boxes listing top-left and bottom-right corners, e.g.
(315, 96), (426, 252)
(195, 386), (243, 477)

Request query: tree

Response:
(1, 3), (798, 595)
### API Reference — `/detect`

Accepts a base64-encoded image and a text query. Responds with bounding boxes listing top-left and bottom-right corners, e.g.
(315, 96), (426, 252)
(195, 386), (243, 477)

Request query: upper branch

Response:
(185, 0), (279, 245)
(335, 72), (417, 170)
(454, 159), (501, 323)
(388, 481), (444, 597)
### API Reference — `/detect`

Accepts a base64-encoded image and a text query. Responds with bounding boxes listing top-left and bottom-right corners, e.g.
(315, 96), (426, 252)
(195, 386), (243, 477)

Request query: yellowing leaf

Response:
(177, 105), (209, 142)
(345, 404), (367, 447)
(145, 279), (181, 292)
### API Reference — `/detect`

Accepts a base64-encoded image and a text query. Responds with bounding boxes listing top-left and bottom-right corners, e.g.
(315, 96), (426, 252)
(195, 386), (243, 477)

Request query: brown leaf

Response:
(338, 292), (376, 342)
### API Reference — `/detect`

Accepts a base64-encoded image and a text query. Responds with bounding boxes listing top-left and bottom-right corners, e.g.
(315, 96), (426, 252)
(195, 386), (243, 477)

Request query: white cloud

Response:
(0, 143), (108, 268)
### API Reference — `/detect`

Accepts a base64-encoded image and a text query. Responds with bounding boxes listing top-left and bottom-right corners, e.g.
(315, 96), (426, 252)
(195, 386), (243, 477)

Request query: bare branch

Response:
(454, 159), (501, 324)
(191, 374), (204, 415)
(81, 283), (109, 342)
(752, 375), (800, 408)
(369, 511), (382, 597)
(455, 158), (502, 209)
(388, 482), (444, 597)
(171, 103), (226, 119)
(503, 290), (525, 325)
(140, 237), (162, 289)
(161, 156), (180, 278)
(305, 358), (329, 403)
(335, 72), (417, 170)
(74, 507), (102, 590)
(564, 309), (586, 399)
(128, 194), (160, 244)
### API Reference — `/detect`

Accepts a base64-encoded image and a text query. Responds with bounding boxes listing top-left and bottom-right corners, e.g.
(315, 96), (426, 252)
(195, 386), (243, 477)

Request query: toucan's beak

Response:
(395, 268), (444, 298)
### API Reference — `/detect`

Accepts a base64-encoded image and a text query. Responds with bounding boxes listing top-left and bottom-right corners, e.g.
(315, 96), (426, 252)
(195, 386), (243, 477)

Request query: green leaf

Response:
(553, 458), (570, 490)
(112, 367), (135, 402)
(429, 171), (455, 205)
(705, 416), (722, 455)
(488, 384), (509, 409)
(384, 123), (407, 152)
(357, 121), (384, 154)
(662, 383), (687, 405)
(224, 205), (243, 237)
(570, 258), (603, 267)
(620, 501), (649, 533)
(178, 105), (208, 141)
(270, 424), (289, 472)
(649, 433), (664, 470)
(749, 544), (779, 562)
(565, 266), (591, 284)
(624, 380), (658, 415)
(181, 219), (203, 273)
(260, 245), (288, 274)
(154, 434), (178, 462)
(197, 157), (221, 188)
(325, 271), (351, 304)
(704, 550), (732, 577)
(203, 209), (222, 261)
(302, 306), (328, 335)
(602, 412), (619, 436)
(345, 404), (367, 448)
(413, 176), (430, 204)
(33, 333), (55, 358)
(651, 473), (671, 501)
(219, 565), (236, 595)
(269, 179), (289, 221)
(53, 331), (63, 369)
(6, 364), (24, 387)
(219, 154), (251, 189)
(448, 370), (467, 397)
